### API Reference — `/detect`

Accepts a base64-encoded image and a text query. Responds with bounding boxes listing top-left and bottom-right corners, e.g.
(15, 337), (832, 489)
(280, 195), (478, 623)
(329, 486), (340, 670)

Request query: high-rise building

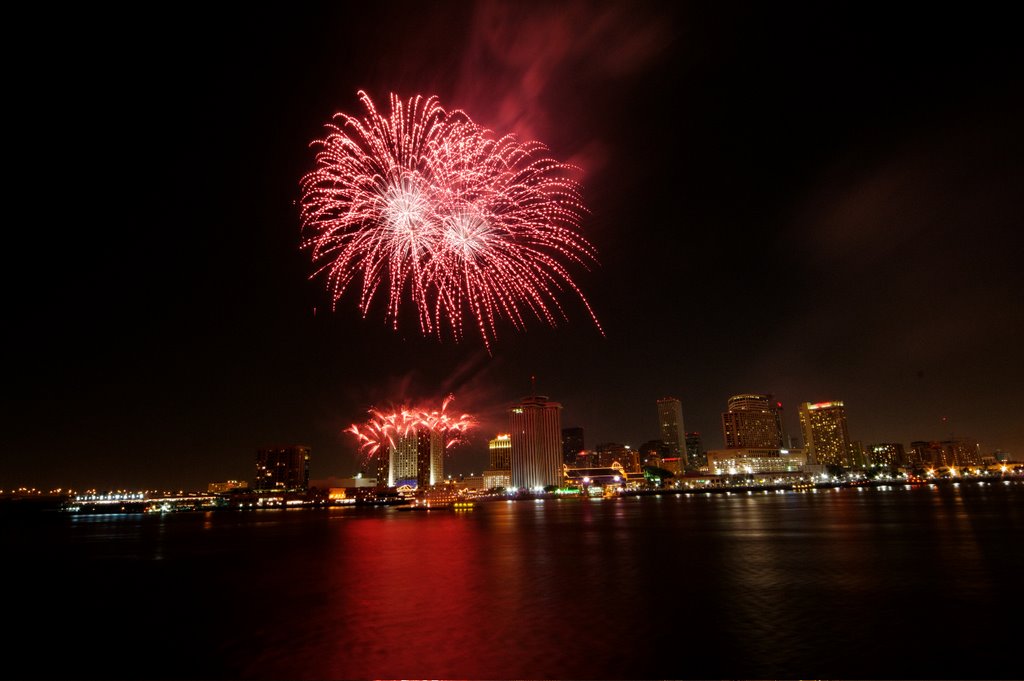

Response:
(510, 395), (563, 490)
(483, 434), (512, 490)
(489, 434), (512, 470)
(254, 446), (311, 490)
(416, 428), (444, 488)
(798, 401), (852, 467)
(657, 398), (687, 463)
(388, 428), (444, 488)
(388, 431), (418, 487)
(721, 394), (784, 449)
(868, 442), (905, 468)
(685, 432), (705, 468)
(561, 427), (585, 466)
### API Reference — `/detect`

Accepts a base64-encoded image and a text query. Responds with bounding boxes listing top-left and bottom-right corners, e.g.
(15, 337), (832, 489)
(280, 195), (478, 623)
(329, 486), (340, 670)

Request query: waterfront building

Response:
(482, 470), (511, 490)
(798, 401), (852, 467)
(415, 428), (444, 488)
(564, 461), (627, 490)
(309, 475), (375, 490)
(510, 395), (563, 490)
(561, 427), (585, 466)
(207, 480), (248, 494)
(596, 442), (640, 472)
(657, 397), (687, 463)
(868, 442), (905, 468)
(388, 431), (419, 487)
(254, 446), (310, 490)
(388, 428), (444, 488)
(483, 433), (513, 490)
(706, 448), (807, 475)
(942, 437), (982, 467)
(489, 434), (512, 469)
(721, 394), (785, 449)
(910, 438), (982, 469)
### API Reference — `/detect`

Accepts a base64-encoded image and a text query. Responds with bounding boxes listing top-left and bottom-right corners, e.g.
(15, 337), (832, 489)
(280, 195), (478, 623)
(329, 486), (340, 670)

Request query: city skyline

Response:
(3, 381), (1005, 491)
(4, 4), (1022, 493)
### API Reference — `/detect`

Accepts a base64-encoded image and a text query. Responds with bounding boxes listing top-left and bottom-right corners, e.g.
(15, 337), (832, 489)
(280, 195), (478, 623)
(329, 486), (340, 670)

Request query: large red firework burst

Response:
(347, 394), (476, 460)
(300, 91), (602, 350)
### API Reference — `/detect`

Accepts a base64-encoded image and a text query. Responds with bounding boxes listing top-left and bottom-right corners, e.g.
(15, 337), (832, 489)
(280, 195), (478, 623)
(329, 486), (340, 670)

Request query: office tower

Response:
(685, 432), (705, 468)
(721, 394), (784, 449)
(562, 427), (585, 466)
(388, 428), (443, 488)
(510, 395), (563, 490)
(868, 442), (905, 468)
(657, 398), (687, 462)
(484, 434), (512, 490)
(254, 446), (311, 490)
(798, 401), (852, 467)
(489, 434), (512, 470)
(388, 431), (419, 487)
(416, 428), (444, 488)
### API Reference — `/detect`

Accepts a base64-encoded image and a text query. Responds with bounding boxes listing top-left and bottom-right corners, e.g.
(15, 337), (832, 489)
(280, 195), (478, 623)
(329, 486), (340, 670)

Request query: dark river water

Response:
(7, 481), (1023, 679)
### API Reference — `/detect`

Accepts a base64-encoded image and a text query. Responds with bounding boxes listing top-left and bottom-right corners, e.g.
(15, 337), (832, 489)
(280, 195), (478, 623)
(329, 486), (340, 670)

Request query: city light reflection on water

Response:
(7, 482), (1023, 679)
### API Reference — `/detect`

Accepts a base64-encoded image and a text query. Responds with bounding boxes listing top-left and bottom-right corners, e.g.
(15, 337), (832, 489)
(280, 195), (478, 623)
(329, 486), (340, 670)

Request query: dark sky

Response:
(5, 2), (1022, 490)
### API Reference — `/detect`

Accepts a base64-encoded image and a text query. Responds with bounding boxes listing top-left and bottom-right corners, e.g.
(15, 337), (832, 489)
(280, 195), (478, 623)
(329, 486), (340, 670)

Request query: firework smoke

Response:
(300, 91), (602, 350)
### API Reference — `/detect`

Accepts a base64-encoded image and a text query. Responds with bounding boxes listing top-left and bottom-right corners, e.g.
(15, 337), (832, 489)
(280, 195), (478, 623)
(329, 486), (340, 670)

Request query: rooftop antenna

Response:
(531, 375), (536, 398)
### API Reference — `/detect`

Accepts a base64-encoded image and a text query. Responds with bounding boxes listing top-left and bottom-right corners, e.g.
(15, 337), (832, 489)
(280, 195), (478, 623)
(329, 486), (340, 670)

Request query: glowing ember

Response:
(300, 91), (602, 350)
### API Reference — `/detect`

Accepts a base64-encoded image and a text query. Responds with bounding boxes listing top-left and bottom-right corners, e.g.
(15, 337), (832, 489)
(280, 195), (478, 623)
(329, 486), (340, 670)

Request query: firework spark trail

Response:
(300, 91), (602, 350)
(348, 394), (476, 462)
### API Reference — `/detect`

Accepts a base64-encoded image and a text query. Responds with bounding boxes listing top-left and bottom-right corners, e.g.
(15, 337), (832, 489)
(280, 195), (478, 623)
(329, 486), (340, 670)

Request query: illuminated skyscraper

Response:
(510, 395), (563, 490)
(416, 428), (444, 488)
(798, 401), (852, 467)
(721, 394), (784, 449)
(388, 431), (419, 487)
(484, 434), (512, 490)
(254, 446), (311, 490)
(388, 428), (443, 488)
(657, 398), (686, 462)
(868, 442), (905, 468)
(489, 434), (512, 470)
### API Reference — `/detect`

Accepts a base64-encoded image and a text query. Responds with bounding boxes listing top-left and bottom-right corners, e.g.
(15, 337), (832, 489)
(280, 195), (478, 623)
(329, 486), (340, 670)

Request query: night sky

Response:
(5, 3), (1022, 490)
